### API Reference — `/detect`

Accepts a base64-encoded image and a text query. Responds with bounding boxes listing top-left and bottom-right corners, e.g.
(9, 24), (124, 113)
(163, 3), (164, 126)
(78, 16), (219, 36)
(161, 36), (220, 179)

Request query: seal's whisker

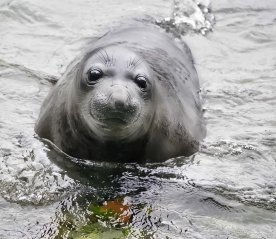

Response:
(134, 57), (143, 67)
(127, 57), (143, 70)
(127, 57), (136, 69)
(110, 54), (116, 67)
(96, 50), (107, 65)
(104, 50), (111, 66)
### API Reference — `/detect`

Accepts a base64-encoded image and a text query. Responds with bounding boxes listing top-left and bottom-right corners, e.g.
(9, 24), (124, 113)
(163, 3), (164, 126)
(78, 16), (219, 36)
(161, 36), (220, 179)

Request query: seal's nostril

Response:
(114, 97), (126, 109)
(110, 90), (130, 110)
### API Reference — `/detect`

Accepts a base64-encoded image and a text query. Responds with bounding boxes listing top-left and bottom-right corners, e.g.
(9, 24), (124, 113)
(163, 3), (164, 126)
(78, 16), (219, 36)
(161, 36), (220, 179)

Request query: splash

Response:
(157, 0), (215, 36)
(0, 135), (77, 205)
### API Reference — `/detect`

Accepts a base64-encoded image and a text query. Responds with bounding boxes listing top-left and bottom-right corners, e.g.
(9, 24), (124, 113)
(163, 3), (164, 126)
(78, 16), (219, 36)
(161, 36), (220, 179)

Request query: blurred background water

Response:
(0, 0), (275, 238)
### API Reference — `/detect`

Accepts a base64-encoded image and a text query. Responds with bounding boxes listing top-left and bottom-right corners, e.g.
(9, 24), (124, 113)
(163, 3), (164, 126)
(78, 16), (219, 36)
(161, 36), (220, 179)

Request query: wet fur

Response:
(35, 25), (206, 163)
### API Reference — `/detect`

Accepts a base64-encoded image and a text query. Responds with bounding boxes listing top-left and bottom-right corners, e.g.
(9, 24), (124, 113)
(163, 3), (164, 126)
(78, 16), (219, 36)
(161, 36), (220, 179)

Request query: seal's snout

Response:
(90, 86), (139, 126)
(110, 91), (130, 111)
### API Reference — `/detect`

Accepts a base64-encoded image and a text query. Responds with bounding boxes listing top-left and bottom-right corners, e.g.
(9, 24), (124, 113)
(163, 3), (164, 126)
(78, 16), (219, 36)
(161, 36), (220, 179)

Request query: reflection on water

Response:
(0, 0), (276, 238)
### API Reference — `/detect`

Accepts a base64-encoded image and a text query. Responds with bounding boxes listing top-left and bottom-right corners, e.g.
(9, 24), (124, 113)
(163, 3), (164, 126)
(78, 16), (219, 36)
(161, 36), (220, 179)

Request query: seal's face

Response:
(77, 46), (155, 141)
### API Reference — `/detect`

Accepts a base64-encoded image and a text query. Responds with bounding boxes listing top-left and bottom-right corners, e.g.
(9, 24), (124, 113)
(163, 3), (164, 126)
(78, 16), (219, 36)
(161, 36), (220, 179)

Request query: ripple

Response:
(0, 137), (77, 205)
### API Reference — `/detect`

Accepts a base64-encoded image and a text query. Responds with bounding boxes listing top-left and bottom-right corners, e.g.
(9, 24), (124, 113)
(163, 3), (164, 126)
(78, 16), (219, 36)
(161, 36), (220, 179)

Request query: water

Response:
(0, 0), (275, 238)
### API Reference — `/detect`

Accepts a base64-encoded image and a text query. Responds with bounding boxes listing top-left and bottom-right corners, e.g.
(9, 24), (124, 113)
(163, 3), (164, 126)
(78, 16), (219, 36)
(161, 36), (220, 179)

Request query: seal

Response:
(35, 25), (206, 163)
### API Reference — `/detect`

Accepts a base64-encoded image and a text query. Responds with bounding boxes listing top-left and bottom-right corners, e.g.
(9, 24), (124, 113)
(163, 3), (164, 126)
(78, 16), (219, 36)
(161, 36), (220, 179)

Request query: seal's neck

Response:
(61, 110), (149, 162)
(68, 134), (149, 163)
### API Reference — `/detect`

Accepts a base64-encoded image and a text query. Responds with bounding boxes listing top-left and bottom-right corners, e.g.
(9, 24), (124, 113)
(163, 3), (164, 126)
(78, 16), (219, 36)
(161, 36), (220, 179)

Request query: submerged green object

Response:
(71, 224), (126, 239)
(69, 200), (131, 239)
(89, 199), (132, 224)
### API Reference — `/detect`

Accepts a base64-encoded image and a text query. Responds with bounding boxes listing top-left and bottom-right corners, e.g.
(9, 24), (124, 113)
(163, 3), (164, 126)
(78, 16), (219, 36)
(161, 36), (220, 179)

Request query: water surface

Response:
(0, 0), (275, 238)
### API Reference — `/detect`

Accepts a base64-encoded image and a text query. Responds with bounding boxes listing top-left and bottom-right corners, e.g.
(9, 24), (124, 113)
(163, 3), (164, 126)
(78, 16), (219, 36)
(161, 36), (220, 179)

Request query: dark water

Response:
(0, 0), (275, 238)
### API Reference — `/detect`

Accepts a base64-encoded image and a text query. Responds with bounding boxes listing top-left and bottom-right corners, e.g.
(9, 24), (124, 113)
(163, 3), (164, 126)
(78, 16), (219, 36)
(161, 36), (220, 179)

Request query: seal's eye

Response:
(135, 75), (148, 90)
(87, 69), (103, 85)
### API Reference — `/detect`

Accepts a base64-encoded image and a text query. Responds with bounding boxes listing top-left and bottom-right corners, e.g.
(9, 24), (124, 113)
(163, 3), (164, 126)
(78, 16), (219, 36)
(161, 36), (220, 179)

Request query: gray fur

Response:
(35, 25), (206, 163)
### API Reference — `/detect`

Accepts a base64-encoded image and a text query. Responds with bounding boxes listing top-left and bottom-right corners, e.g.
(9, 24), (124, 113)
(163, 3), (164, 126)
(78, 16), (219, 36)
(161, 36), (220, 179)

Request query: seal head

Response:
(77, 46), (156, 142)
